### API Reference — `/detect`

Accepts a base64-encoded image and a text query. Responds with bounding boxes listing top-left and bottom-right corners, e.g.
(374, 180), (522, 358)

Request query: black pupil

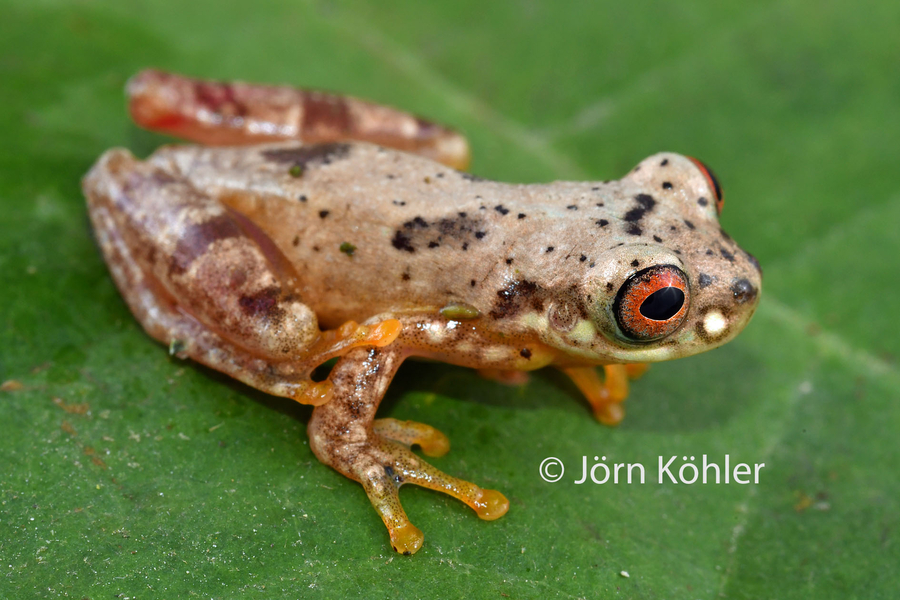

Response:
(640, 287), (685, 321)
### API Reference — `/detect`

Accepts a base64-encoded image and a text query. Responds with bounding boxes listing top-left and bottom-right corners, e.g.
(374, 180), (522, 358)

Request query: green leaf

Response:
(2, 0), (898, 597)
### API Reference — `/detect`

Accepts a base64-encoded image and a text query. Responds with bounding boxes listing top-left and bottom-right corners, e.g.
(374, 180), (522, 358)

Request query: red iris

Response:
(614, 265), (689, 341)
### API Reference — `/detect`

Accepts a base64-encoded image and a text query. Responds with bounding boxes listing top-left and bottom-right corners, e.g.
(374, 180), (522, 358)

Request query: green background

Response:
(2, 0), (898, 597)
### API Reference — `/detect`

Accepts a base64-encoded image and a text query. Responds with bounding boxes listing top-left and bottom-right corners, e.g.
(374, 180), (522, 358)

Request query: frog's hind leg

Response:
(562, 364), (647, 426)
(309, 346), (509, 555)
(127, 69), (471, 170)
(83, 148), (400, 406)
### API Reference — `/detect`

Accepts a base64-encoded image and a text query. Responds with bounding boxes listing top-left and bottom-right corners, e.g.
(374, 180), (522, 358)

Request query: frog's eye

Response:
(614, 265), (689, 342)
(688, 157), (723, 215)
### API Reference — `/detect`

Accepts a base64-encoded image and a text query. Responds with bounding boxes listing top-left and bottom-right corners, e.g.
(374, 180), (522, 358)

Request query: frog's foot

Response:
(340, 436), (508, 555)
(562, 365), (631, 426)
(477, 368), (530, 386)
(374, 418), (450, 457)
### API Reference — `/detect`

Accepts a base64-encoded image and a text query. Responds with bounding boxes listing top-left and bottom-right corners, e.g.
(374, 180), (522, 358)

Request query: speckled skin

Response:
(82, 70), (761, 555)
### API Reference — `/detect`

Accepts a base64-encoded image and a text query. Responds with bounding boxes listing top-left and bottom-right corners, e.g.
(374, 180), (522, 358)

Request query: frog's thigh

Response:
(128, 69), (471, 170)
(561, 365), (634, 426)
(84, 150), (399, 404)
(309, 347), (509, 555)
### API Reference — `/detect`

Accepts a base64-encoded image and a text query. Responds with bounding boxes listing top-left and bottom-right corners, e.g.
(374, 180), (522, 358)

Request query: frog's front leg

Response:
(562, 364), (649, 426)
(309, 345), (509, 555)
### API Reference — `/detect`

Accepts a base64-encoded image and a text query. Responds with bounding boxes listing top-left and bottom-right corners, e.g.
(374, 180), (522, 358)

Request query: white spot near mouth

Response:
(703, 310), (727, 336)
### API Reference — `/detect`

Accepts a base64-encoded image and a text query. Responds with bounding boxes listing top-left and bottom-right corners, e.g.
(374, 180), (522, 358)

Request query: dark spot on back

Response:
(428, 241), (440, 248)
(403, 217), (428, 229)
(460, 172), (486, 182)
(653, 235), (663, 243)
(546, 246), (555, 253)
(292, 235), (300, 247)
(626, 223), (643, 236)
(624, 194), (657, 222)
(684, 219), (696, 230)
(298, 194), (307, 202)
(401, 272), (411, 281)
(494, 205), (509, 215)
(698, 197), (708, 207)
(518, 213), (526, 219)
(261, 142), (351, 170)
(635, 194), (656, 209)
(391, 231), (415, 253)
(567, 205), (578, 210)
(662, 181), (673, 190)
(660, 158), (669, 166)
(319, 210), (330, 219)
(580, 255), (587, 262)
(623, 208), (645, 222)
(720, 248), (735, 262)
(631, 259), (640, 267)
(597, 219), (609, 227)
(505, 258), (513, 265)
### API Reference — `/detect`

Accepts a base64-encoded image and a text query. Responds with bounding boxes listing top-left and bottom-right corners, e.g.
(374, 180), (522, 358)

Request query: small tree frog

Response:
(83, 70), (761, 554)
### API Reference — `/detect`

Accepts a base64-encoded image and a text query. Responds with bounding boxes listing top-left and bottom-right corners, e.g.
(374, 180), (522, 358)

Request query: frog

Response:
(82, 69), (762, 555)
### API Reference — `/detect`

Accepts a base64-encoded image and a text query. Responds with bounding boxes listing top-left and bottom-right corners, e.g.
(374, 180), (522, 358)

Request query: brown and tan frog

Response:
(82, 70), (761, 554)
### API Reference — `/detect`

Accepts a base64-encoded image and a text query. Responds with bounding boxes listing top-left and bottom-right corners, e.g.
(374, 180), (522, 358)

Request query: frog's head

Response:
(542, 153), (762, 364)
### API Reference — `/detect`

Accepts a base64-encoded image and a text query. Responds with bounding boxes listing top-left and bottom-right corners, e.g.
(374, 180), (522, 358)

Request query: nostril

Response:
(731, 278), (757, 304)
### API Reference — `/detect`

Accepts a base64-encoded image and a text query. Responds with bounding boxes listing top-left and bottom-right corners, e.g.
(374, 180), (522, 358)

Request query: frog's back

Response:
(145, 141), (601, 326)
